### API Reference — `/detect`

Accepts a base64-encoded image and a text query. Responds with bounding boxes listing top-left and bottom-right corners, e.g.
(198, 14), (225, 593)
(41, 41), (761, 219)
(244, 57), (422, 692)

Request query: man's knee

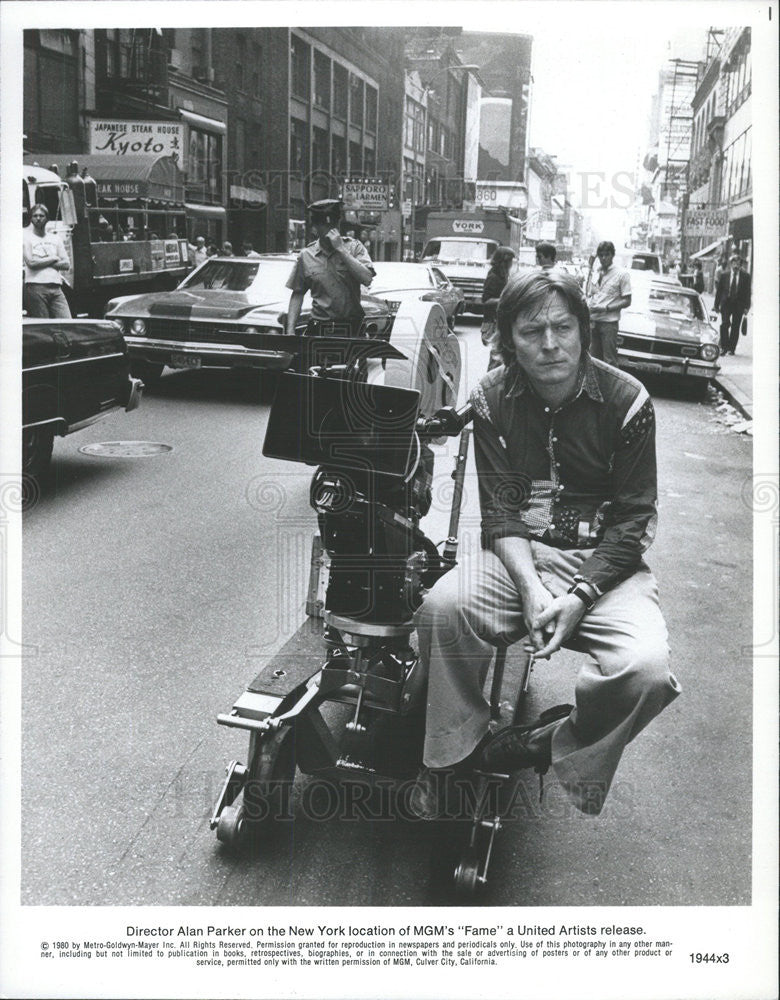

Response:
(627, 639), (678, 698)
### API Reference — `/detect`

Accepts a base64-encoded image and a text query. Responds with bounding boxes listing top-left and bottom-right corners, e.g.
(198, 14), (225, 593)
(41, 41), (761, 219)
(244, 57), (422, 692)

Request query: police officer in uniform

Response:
(285, 199), (375, 337)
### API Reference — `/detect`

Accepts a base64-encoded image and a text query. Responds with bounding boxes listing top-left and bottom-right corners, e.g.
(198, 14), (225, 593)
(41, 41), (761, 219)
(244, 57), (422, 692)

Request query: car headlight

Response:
(130, 318), (147, 336)
(699, 343), (719, 361)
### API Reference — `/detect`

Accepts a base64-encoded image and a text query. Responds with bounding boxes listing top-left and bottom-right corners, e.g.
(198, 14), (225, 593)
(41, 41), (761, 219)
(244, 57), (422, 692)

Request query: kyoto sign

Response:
(88, 119), (185, 165)
(342, 180), (389, 211)
(685, 207), (729, 238)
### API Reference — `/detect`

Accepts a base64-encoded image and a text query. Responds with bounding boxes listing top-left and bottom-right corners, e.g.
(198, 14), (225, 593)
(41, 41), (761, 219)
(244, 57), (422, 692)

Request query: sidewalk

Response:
(701, 291), (753, 420)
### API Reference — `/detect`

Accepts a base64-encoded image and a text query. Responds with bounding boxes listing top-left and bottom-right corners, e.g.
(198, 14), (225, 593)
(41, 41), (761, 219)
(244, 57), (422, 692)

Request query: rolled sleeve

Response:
(619, 269), (632, 298)
(286, 258), (307, 293)
(351, 240), (375, 278)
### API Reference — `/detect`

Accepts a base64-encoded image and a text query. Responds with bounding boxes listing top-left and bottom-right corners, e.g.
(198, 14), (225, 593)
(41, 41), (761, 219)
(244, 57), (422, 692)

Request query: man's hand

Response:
(326, 228), (344, 252)
(530, 594), (587, 659)
(519, 580), (556, 651)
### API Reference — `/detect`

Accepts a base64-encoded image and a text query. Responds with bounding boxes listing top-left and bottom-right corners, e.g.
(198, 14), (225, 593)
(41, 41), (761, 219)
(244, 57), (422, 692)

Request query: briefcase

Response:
(741, 316), (748, 337)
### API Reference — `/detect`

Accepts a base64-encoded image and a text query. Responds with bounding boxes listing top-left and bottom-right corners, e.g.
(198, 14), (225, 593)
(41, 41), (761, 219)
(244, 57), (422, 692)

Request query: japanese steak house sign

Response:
(88, 118), (185, 165)
(62, 153), (185, 204)
(342, 179), (389, 212)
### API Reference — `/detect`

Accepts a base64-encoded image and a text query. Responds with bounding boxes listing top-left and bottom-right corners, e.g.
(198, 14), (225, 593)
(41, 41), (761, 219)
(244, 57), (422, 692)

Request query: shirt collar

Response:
(505, 352), (604, 405)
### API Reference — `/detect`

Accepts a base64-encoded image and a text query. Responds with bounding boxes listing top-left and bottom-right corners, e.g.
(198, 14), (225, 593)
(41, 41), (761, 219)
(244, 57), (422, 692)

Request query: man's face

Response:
(730, 257), (741, 272)
(312, 217), (335, 240)
(597, 248), (614, 270)
(31, 209), (47, 231)
(510, 292), (582, 392)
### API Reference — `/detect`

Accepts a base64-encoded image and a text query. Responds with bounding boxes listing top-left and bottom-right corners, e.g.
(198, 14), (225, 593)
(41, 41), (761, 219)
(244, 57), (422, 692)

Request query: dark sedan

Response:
(617, 280), (721, 397)
(105, 256), (396, 384)
(22, 318), (143, 488)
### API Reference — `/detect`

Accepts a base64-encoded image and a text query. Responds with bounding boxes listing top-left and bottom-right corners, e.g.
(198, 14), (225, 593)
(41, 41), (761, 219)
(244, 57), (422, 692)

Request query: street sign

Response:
(342, 179), (389, 211)
(540, 220), (557, 240)
(685, 208), (729, 238)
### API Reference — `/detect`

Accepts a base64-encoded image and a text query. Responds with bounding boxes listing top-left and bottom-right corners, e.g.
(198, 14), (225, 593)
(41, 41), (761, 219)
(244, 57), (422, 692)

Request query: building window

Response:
(331, 134), (346, 177)
(312, 126), (329, 173)
(290, 117), (308, 175)
(291, 35), (310, 100)
(365, 85), (377, 133)
(187, 128), (223, 203)
(349, 140), (362, 175)
(236, 35), (245, 90)
(349, 74), (364, 127)
(314, 50), (331, 110)
(252, 44), (262, 97)
(333, 63), (348, 119)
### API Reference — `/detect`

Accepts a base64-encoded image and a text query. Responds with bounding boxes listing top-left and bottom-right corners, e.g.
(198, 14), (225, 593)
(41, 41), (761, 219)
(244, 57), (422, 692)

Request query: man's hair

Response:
(242, 240), (253, 248)
(730, 253), (742, 263)
(496, 270), (591, 366)
(596, 240), (615, 256)
(31, 204), (49, 219)
(489, 246), (516, 269)
(535, 241), (557, 263)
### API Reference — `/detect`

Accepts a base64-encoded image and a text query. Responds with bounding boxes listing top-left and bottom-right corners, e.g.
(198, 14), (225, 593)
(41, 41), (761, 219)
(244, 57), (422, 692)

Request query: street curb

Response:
(713, 376), (752, 421)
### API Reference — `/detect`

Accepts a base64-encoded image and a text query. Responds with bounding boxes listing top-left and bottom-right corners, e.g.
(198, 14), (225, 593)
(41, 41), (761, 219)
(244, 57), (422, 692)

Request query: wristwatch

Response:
(567, 581), (597, 611)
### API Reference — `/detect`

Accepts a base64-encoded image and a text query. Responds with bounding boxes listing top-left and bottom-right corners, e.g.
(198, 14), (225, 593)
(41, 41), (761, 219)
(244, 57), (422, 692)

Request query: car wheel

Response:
(21, 426), (54, 504)
(130, 360), (164, 387)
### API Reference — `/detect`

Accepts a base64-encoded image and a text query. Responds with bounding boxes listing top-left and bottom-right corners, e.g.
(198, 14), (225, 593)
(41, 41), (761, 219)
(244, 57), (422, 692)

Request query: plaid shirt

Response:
(469, 354), (658, 593)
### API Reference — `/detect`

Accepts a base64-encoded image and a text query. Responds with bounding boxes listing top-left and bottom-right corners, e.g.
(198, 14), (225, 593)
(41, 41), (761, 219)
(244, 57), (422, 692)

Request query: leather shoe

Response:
(409, 766), (447, 821)
(481, 704), (573, 774)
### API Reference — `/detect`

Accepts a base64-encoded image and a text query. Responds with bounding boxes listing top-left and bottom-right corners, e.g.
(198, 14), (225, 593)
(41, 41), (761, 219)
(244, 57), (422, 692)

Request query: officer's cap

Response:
(308, 198), (343, 222)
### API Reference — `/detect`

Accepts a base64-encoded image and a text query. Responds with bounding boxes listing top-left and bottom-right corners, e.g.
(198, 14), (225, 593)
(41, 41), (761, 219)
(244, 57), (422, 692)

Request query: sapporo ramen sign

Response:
(342, 180), (389, 211)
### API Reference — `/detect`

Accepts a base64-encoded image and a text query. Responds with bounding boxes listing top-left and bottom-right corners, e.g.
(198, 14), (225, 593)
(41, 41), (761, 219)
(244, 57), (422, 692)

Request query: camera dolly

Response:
(210, 305), (532, 896)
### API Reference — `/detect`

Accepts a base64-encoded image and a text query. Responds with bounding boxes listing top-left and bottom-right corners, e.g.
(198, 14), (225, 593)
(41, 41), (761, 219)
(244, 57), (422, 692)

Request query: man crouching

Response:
(411, 269), (681, 819)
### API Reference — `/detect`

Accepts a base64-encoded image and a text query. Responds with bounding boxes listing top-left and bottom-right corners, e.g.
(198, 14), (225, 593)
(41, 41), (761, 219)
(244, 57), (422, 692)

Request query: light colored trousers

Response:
(414, 542), (681, 814)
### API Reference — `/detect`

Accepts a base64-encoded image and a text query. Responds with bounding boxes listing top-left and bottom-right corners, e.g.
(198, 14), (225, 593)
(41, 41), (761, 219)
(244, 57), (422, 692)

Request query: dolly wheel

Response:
(453, 848), (482, 896)
(216, 796), (247, 849)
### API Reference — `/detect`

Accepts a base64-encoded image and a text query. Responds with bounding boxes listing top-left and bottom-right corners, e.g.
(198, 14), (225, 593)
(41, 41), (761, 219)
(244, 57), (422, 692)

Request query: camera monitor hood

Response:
(263, 372), (421, 479)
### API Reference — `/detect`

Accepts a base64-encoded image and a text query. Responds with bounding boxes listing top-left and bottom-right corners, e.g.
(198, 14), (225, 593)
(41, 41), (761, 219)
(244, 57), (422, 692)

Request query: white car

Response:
(366, 261), (465, 329)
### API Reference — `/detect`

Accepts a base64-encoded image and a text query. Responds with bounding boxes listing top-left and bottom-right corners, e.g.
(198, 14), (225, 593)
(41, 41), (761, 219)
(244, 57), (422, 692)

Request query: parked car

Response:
(105, 255), (396, 384)
(365, 261), (465, 329)
(22, 318), (143, 486)
(616, 280), (721, 397)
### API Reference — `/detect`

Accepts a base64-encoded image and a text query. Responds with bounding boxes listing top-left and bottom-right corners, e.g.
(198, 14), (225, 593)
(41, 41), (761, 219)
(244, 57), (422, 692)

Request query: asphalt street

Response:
(21, 318), (753, 907)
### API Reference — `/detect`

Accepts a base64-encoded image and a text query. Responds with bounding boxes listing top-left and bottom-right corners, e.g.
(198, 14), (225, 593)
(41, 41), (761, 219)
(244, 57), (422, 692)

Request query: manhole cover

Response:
(78, 441), (174, 458)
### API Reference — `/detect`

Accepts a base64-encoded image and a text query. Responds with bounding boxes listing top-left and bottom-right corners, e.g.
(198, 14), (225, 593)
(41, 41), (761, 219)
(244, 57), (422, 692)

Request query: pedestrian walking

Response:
(480, 247), (516, 369)
(692, 261), (705, 294)
(23, 204), (72, 318)
(285, 199), (375, 337)
(586, 241), (632, 367)
(188, 235), (208, 268)
(409, 268), (681, 821)
(713, 253), (751, 356)
(241, 241), (261, 258)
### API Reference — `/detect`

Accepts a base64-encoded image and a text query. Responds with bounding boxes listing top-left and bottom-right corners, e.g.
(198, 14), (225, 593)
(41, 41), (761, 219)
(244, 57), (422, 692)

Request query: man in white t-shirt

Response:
(586, 241), (631, 367)
(23, 205), (72, 318)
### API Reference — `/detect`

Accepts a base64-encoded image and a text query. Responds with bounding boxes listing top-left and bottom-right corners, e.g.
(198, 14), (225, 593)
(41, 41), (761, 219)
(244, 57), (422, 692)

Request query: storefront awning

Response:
(690, 237), (727, 260)
(27, 153), (185, 204)
(178, 109), (227, 135)
(185, 202), (227, 220)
